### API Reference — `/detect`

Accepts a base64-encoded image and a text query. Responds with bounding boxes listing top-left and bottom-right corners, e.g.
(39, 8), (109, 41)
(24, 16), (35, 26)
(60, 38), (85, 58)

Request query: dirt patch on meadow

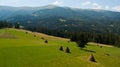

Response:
(0, 33), (16, 39)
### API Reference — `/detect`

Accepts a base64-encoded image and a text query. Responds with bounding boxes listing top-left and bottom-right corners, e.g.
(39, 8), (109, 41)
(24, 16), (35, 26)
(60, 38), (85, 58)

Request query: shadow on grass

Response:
(81, 49), (96, 53)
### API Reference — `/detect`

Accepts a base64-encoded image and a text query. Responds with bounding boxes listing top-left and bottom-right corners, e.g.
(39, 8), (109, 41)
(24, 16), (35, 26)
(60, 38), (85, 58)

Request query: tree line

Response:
(25, 26), (120, 48)
(0, 21), (20, 29)
(0, 21), (13, 28)
(70, 32), (120, 48)
(0, 21), (120, 47)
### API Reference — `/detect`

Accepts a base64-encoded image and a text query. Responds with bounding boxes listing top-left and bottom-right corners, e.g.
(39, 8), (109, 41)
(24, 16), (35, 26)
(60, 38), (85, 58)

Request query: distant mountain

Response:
(0, 5), (120, 34)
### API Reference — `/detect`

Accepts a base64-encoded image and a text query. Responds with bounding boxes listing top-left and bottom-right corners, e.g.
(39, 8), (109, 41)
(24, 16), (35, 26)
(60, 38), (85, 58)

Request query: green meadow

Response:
(0, 28), (120, 67)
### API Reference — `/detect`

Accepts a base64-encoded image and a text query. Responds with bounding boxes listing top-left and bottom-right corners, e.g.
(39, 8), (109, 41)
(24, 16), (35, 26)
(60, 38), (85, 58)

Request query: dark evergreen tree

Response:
(0, 21), (13, 28)
(70, 33), (78, 41)
(115, 37), (120, 47)
(77, 40), (86, 49)
(76, 33), (88, 49)
(15, 22), (20, 29)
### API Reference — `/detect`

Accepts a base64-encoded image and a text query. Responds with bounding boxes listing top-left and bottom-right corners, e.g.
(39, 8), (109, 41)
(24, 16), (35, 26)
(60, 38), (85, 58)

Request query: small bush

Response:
(59, 46), (63, 51)
(34, 35), (36, 37)
(65, 47), (71, 53)
(100, 46), (103, 48)
(68, 41), (70, 43)
(25, 32), (28, 34)
(45, 40), (48, 43)
(41, 37), (44, 40)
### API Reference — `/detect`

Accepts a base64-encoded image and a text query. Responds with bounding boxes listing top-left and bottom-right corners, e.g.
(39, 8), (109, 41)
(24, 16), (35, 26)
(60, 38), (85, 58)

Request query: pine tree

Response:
(15, 22), (20, 29)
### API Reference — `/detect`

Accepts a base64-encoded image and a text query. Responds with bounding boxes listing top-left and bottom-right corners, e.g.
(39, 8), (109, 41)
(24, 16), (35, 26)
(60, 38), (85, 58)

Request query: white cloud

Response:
(52, 1), (63, 5)
(105, 5), (110, 10)
(92, 3), (102, 9)
(82, 1), (91, 6)
(81, 1), (102, 9)
(0, 0), (20, 5)
(112, 6), (120, 12)
(81, 1), (120, 12)
(92, 3), (98, 6)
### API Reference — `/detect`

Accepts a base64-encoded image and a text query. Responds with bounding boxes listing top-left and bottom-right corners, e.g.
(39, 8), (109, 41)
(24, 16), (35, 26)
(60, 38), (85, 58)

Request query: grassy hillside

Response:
(0, 28), (120, 67)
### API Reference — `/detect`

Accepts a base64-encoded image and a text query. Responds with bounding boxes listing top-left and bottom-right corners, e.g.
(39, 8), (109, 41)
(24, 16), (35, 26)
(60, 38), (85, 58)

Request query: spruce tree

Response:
(15, 22), (20, 29)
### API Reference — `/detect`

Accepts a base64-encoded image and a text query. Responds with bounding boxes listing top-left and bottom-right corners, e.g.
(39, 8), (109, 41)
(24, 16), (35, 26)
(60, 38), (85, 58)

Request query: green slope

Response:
(0, 28), (120, 67)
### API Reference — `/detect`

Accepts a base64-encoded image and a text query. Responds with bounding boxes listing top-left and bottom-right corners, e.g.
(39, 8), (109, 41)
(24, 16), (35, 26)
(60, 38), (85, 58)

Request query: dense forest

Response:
(70, 32), (120, 48)
(0, 21), (120, 47)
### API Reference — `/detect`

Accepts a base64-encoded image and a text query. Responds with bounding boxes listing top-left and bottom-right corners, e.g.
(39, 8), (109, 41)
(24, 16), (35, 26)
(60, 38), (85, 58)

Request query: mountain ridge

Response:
(0, 5), (120, 34)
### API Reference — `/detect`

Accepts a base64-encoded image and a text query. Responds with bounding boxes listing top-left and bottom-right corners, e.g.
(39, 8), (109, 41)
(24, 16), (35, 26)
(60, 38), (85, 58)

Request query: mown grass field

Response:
(0, 28), (120, 67)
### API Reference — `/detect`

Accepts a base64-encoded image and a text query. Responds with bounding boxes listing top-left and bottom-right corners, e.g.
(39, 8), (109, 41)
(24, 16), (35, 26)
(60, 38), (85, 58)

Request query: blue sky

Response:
(0, 0), (120, 12)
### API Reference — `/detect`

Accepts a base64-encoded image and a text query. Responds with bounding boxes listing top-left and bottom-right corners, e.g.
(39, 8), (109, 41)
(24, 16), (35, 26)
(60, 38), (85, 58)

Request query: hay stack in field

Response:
(89, 54), (96, 62)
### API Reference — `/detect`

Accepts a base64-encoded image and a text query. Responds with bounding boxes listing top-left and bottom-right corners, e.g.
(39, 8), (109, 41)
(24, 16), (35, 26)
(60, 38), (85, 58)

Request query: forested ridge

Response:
(0, 5), (120, 35)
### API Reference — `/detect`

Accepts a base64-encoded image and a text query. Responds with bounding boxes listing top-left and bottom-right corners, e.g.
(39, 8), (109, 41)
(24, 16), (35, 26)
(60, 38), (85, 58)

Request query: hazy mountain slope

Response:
(0, 5), (120, 34)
